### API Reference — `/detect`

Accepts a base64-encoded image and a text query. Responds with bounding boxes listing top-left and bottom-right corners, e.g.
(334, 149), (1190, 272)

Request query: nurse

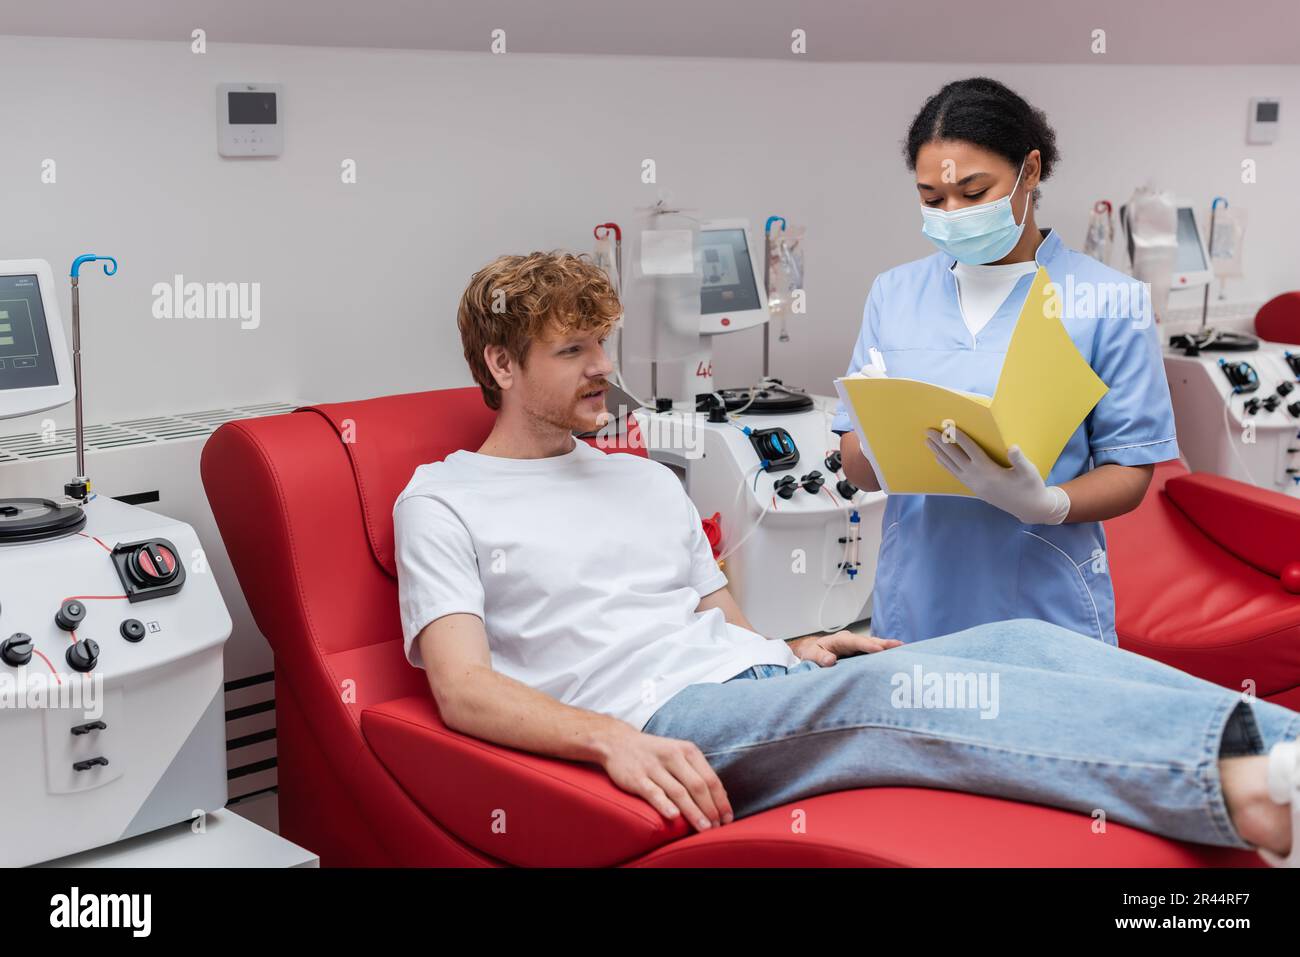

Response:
(829, 77), (1179, 645)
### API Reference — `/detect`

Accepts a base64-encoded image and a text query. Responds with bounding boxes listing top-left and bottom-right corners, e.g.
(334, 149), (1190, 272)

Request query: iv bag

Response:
(766, 223), (805, 343)
(593, 232), (621, 297)
(629, 212), (705, 363)
(766, 223), (805, 311)
(1209, 205), (1247, 280)
(1123, 185), (1177, 323)
(1083, 202), (1114, 266)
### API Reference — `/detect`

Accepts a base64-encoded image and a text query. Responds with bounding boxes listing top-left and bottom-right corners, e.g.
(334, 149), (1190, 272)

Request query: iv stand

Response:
(65, 254), (117, 502)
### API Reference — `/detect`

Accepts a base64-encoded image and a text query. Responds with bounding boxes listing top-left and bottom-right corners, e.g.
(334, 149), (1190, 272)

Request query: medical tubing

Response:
(610, 343), (654, 411)
(716, 464), (774, 562)
(730, 383), (761, 417)
(847, 509), (861, 571)
(820, 403), (845, 459)
(815, 568), (847, 634)
(816, 510), (862, 634)
(728, 376), (782, 419)
(724, 377), (810, 420)
(1222, 393), (1262, 486)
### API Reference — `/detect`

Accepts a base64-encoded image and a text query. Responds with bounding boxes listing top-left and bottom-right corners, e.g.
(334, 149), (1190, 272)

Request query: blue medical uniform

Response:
(829, 228), (1179, 645)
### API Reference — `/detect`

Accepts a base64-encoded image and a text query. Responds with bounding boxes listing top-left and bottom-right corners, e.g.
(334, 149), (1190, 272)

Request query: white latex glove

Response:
(925, 427), (1071, 525)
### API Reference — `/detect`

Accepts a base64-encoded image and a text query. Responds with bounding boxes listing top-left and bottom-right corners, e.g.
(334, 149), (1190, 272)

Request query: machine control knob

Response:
(1263, 395), (1282, 412)
(66, 638), (99, 673)
(837, 479), (859, 500)
(825, 451), (843, 473)
(1288, 401), (1300, 418)
(120, 618), (146, 643)
(1244, 397), (1262, 415)
(55, 599), (87, 631)
(1279, 381), (1295, 397)
(128, 542), (179, 587)
(801, 470), (825, 493)
(1, 633), (33, 666)
(774, 475), (798, 500)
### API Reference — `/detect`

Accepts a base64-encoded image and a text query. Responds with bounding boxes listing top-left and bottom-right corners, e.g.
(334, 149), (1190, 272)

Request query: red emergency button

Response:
(721, 317), (731, 326)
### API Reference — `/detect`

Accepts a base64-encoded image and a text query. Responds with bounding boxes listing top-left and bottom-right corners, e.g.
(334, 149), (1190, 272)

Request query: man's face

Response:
(512, 326), (614, 434)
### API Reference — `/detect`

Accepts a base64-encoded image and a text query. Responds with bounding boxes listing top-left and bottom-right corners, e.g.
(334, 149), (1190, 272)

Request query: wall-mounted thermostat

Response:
(217, 83), (283, 157)
(1247, 97), (1279, 145)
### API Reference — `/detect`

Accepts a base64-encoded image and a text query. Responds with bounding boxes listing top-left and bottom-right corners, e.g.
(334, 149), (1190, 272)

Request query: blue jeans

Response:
(641, 618), (1300, 849)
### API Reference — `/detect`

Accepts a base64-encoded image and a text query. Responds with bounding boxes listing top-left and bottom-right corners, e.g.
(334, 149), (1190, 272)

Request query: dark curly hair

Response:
(904, 77), (1059, 207)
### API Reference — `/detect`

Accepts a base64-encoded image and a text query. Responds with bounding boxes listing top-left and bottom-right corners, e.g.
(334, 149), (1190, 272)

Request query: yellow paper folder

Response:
(833, 267), (1109, 496)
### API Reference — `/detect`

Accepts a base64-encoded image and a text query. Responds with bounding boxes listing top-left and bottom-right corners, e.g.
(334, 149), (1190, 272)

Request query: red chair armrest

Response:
(361, 695), (686, 866)
(1164, 472), (1300, 578)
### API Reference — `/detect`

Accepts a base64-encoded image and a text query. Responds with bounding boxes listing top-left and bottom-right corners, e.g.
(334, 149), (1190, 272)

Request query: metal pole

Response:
(615, 238), (624, 374)
(762, 228), (771, 378)
(71, 276), (86, 483)
(1201, 204), (1218, 331)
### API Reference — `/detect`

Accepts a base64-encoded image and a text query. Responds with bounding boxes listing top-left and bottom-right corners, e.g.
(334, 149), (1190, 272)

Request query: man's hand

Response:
(595, 725), (733, 832)
(787, 630), (902, 666)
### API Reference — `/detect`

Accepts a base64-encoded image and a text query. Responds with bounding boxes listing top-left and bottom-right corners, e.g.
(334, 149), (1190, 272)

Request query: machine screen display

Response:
(1175, 207), (1208, 273)
(228, 91), (277, 125)
(699, 229), (763, 315)
(0, 274), (58, 391)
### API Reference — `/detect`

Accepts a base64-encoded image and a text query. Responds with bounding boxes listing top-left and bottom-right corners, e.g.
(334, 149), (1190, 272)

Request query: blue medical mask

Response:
(919, 157), (1029, 265)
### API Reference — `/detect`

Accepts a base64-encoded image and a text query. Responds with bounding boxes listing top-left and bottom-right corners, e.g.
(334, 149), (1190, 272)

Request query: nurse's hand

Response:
(788, 631), (902, 666)
(925, 427), (1071, 525)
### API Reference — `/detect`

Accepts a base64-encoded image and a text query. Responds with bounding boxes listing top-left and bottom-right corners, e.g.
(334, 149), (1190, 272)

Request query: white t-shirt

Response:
(951, 259), (1039, 338)
(393, 438), (799, 731)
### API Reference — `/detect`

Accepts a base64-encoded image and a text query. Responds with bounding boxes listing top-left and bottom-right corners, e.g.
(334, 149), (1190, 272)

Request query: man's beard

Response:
(523, 391), (594, 434)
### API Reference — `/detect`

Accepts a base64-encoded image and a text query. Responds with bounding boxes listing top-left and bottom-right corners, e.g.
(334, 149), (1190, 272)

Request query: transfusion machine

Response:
(0, 258), (230, 867)
(1165, 342), (1300, 497)
(632, 217), (883, 639)
(1150, 205), (1300, 497)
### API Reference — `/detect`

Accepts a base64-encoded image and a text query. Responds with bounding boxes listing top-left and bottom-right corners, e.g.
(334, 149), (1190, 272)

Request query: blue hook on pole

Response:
(71, 255), (118, 279)
(1211, 196), (1228, 210)
(765, 216), (786, 234)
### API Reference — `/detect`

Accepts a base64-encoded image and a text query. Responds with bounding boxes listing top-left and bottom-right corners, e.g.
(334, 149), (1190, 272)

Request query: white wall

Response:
(2, 33), (1297, 432)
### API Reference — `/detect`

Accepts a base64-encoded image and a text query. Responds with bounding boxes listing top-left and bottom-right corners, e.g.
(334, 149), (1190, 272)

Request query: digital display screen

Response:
(0, 274), (58, 391)
(1256, 101), (1279, 122)
(228, 91), (277, 125)
(699, 229), (762, 315)
(1175, 207), (1208, 273)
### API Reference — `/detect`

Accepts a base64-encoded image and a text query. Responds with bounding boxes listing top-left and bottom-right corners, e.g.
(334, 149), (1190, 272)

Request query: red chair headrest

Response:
(294, 388), (497, 579)
(294, 388), (649, 579)
(1255, 292), (1300, 345)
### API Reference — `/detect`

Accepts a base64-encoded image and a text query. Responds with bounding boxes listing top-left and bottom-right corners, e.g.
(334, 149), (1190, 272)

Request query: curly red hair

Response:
(457, 251), (622, 410)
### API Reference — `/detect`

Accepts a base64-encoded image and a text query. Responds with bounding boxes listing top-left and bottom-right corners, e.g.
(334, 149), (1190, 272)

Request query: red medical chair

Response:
(1106, 459), (1300, 711)
(1255, 292), (1300, 345)
(200, 388), (1263, 866)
